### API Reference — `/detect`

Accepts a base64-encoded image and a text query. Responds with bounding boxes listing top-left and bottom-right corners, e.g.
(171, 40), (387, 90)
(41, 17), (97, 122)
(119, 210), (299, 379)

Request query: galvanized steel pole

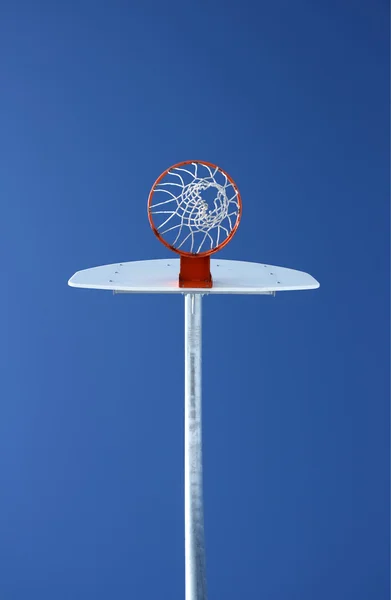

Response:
(184, 293), (207, 600)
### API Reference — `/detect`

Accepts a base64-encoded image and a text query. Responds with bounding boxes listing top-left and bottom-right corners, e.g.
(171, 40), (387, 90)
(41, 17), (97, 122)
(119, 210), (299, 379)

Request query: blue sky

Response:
(1, 1), (389, 598)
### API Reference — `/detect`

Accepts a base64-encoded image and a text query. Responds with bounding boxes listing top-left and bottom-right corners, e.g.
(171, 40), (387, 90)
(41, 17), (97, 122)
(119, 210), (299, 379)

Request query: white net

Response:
(148, 161), (241, 254)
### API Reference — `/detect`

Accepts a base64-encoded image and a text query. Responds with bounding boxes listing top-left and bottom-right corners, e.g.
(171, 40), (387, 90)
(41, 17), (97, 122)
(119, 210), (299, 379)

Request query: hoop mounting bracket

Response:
(179, 256), (212, 289)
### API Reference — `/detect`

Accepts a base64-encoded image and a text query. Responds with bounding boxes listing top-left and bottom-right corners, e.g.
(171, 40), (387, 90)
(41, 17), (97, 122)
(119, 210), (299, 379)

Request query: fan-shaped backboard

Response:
(68, 259), (319, 295)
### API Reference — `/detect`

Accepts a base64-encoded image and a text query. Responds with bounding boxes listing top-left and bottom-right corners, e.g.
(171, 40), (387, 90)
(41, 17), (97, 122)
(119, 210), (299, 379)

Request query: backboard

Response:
(68, 259), (320, 295)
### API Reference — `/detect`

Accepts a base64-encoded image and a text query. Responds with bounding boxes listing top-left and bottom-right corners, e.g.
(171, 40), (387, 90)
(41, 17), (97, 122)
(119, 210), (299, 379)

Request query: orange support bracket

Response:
(179, 255), (213, 289)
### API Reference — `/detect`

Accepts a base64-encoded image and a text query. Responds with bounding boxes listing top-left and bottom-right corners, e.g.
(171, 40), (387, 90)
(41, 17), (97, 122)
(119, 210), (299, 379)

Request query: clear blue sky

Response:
(1, 1), (389, 598)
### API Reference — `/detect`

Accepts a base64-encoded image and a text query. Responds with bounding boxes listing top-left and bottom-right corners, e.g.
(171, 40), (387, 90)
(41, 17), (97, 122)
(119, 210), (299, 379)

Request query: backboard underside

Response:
(68, 259), (319, 294)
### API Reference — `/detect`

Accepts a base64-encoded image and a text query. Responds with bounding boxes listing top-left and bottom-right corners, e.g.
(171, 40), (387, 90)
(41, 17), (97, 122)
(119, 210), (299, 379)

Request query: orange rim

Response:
(147, 160), (242, 257)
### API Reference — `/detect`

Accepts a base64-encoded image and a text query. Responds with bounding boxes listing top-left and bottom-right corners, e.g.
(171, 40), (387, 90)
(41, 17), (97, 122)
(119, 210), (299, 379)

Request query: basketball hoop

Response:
(69, 160), (319, 600)
(148, 160), (242, 288)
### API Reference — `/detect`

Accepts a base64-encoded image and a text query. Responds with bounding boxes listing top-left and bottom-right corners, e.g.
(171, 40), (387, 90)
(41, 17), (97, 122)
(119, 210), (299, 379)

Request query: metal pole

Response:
(184, 293), (207, 600)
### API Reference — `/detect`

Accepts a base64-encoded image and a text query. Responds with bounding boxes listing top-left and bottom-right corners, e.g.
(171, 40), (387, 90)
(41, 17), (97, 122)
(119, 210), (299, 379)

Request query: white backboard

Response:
(68, 259), (319, 294)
